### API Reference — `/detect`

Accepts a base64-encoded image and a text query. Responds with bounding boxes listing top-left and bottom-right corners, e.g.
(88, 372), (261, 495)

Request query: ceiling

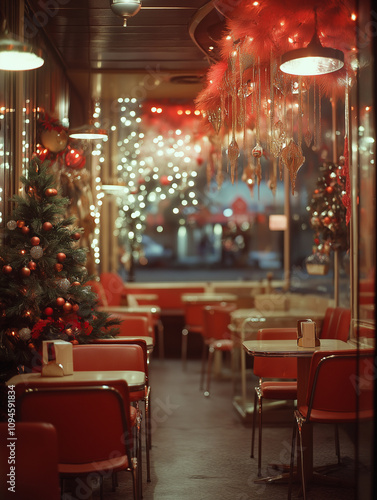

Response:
(26, 0), (223, 102)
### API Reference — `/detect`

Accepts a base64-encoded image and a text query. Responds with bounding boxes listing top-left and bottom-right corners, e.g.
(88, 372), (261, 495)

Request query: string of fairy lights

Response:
(91, 100), (107, 266)
(99, 98), (209, 266)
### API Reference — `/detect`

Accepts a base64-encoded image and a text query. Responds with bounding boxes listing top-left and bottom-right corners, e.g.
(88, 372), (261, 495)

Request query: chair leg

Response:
(200, 342), (207, 390)
(334, 424), (341, 464)
(204, 346), (215, 397)
(112, 471), (118, 491)
(257, 394), (263, 477)
(145, 397), (151, 482)
(251, 389), (258, 458)
(131, 457), (140, 500)
(135, 405), (143, 498)
(181, 328), (188, 370)
(298, 424), (306, 500)
(288, 418), (297, 500)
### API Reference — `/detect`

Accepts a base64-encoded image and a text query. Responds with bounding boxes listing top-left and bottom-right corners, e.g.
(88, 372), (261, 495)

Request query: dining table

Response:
(230, 308), (325, 419)
(181, 292), (238, 304)
(7, 369), (146, 393)
(242, 338), (355, 484)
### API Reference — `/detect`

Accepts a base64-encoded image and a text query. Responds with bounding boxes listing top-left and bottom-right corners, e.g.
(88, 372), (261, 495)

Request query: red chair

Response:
(111, 313), (154, 340)
(201, 303), (236, 397)
(0, 422), (60, 500)
(92, 338), (152, 482)
(17, 385), (140, 500)
(72, 343), (150, 483)
(99, 272), (127, 306)
(100, 272), (165, 359)
(251, 328), (298, 477)
(318, 307), (334, 338)
(181, 299), (230, 369)
(288, 350), (374, 500)
(320, 307), (351, 341)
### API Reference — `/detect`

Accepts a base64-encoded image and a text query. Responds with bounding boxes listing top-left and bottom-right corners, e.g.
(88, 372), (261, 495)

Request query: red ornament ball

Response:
(17, 220), (25, 228)
(43, 222), (53, 231)
(252, 145), (263, 158)
(2, 265), (12, 274)
(314, 238), (320, 245)
(63, 302), (72, 312)
(326, 186), (333, 194)
(54, 263), (63, 272)
(72, 232), (81, 241)
(56, 297), (65, 307)
(21, 226), (30, 235)
(71, 281), (81, 287)
(57, 252), (66, 263)
(72, 304), (80, 312)
(44, 307), (53, 316)
(323, 216), (331, 226)
(65, 148), (86, 170)
(35, 146), (49, 162)
(45, 188), (58, 197)
(20, 267), (31, 277)
(28, 261), (37, 271)
(30, 236), (40, 246)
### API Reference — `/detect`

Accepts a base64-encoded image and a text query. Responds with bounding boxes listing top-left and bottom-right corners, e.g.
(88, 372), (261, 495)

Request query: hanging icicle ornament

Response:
(271, 120), (286, 159)
(208, 107), (222, 134)
(252, 143), (263, 188)
(228, 138), (240, 184)
(280, 140), (305, 194)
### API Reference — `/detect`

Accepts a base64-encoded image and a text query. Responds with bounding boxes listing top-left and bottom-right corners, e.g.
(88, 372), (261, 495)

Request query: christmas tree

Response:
(306, 160), (349, 271)
(0, 157), (119, 375)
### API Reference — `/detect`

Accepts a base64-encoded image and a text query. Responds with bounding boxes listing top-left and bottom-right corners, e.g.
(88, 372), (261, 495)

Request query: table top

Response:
(181, 293), (237, 303)
(242, 339), (354, 357)
(232, 308), (324, 320)
(99, 305), (161, 315)
(7, 370), (146, 391)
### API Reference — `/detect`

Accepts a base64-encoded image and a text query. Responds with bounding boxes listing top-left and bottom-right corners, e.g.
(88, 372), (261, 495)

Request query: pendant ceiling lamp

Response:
(69, 124), (108, 140)
(280, 11), (344, 76)
(0, 20), (44, 71)
(110, 0), (142, 27)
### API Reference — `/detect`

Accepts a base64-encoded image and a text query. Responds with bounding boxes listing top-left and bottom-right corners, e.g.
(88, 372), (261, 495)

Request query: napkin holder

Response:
(297, 319), (320, 347)
(42, 340), (73, 376)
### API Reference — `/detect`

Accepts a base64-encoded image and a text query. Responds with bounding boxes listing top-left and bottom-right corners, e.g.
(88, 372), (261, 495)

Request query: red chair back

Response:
(100, 272), (126, 306)
(93, 338), (149, 379)
(335, 308), (351, 341)
(111, 313), (153, 338)
(321, 307), (350, 340)
(72, 344), (144, 372)
(17, 385), (134, 465)
(0, 422), (60, 500)
(183, 302), (206, 332)
(319, 307), (334, 338)
(306, 350), (374, 417)
(203, 303), (237, 340)
(254, 328), (298, 379)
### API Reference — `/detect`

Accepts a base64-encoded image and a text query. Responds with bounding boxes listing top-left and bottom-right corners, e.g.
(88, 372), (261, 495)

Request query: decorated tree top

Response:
(306, 160), (349, 259)
(0, 157), (118, 373)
